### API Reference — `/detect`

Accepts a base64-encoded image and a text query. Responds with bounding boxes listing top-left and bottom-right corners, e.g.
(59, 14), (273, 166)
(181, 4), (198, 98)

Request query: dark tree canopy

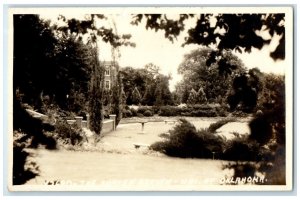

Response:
(14, 15), (95, 112)
(175, 48), (245, 104)
(120, 64), (173, 106)
(131, 14), (193, 42)
(56, 14), (135, 48)
(132, 13), (285, 60)
(14, 15), (57, 108)
(120, 66), (151, 105)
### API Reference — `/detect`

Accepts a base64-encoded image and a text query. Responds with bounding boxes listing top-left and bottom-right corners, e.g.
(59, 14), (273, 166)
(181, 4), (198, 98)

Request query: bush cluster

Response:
(222, 135), (262, 161)
(158, 105), (225, 117)
(143, 110), (153, 117)
(13, 100), (57, 185)
(122, 106), (155, 118)
(130, 108), (138, 117)
(54, 120), (85, 145)
(150, 118), (262, 161)
(122, 105), (228, 118)
(122, 109), (133, 118)
(150, 119), (224, 158)
(136, 106), (152, 114)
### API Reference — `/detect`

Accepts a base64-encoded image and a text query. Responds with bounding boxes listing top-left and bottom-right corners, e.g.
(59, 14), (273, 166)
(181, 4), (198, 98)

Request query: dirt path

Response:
(24, 118), (250, 191)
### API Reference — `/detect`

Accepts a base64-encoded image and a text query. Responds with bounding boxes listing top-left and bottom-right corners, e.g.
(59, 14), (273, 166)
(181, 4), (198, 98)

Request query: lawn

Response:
(23, 117), (252, 190)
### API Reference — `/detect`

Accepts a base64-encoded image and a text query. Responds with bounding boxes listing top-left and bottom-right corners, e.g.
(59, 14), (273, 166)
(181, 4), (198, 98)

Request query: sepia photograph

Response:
(7, 6), (294, 191)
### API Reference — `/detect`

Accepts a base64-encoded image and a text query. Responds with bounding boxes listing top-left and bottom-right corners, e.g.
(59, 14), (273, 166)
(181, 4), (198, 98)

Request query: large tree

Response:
(153, 74), (174, 106)
(13, 15), (57, 109)
(120, 66), (151, 105)
(141, 66), (174, 106)
(50, 34), (93, 112)
(88, 46), (105, 134)
(227, 68), (264, 112)
(120, 64), (173, 106)
(176, 48), (245, 104)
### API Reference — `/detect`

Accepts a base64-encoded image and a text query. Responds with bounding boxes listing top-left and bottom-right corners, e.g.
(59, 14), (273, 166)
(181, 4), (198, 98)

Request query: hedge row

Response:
(122, 105), (228, 118)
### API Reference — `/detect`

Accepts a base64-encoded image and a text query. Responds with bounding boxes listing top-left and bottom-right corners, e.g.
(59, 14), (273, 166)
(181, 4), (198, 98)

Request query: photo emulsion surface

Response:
(8, 7), (293, 191)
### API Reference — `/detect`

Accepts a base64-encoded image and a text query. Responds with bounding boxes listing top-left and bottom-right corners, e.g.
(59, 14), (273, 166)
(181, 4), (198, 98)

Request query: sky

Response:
(40, 13), (287, 91)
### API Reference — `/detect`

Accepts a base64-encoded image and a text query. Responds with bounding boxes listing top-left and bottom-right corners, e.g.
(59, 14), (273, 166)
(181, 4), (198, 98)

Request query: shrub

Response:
(13, 130), (40, 185)
(222, 162), (257, 185)
(189, 104), (213, 110)
(13, 100), (57, 185)
(261, 146), (286, 185)
(158, 106), (180, 116)
(130, 108), (138, 117)
(57, 109), (76, 120)
(150, 118), (264, 161)
(137, 106), (153, 114)
(150, 142), (169, 154)
(158, 133), (170, 139)
(215, 106), (228, 117)
(150, 119), (224, 158)
(249, 113), (273, 145)
(14, 99), (57, 149)
(143, 110), (153, 117)
(190, 109), (217, 117)
(222, 135), (261, 161)
(231, 110), (251, 118)
(137, 113), (144, 117)
(180, 111), (192, 117)
(122, 109), (132, 118)
(188, 104), (218, 117)
(158, 105), (221, 117)
(77, 111), (87, 120)
(151, 105), (160, 114)
(13, 146), (39, 185)
(151, 117), (278, 163)
(223, 142), (285, 185)
(55, 121), (85, 145)
(207, 118), (236, 133)
(103, 109), (110, 119)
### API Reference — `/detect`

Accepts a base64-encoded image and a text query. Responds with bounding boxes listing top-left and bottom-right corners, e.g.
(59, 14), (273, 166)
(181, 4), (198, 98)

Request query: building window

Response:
(105, 80), (110, 90)
(105, 67), (110, 76)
